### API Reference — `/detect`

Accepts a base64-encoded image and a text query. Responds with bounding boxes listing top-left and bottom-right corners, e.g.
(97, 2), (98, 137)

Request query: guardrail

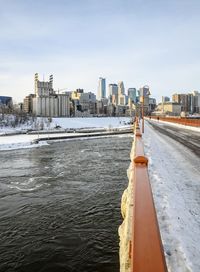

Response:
(131, 120), (167, 271)
(150, 116), (200, 127)
(118, 120), (167, 272)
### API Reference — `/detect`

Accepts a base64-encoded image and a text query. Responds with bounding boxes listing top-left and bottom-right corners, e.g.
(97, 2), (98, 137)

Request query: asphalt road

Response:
(147, 120), (200, 157)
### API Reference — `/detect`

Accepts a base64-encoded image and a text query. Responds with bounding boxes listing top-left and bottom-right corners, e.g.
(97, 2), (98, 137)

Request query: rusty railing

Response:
(150, 116), (200, 127)
(131, 120), (168, 272)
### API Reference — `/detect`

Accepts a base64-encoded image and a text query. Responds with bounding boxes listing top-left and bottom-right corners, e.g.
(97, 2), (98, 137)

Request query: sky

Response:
(0, 0), (200, 103)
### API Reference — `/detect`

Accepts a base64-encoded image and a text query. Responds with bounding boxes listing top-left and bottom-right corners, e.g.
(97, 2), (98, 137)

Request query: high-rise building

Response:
(139, 85), (150, 115)
(97, 77), (106, 100)
(162, 96), (170, 103)
(172, 93), (180, 103)
(186, 91), (200, 113)
(118, 81), (125, 96)
(70, 89), (96, 115)
(139, 85), (150, 97)
(108, 84), (118, 96)
(149, 98), (157, 111)
(71, 89), (84, 100)
(172, 93), (189, 112)
(118, 95), (126, 106)
(79, 92), (96, 113)
(0, 96), (13, 113)
(117, 81), (126, 106)
(111, 94), (118, 106)
(172, 91), (200, 113)
(128, 88), (137, 103)
(23, 94), (35, 113)
(0, 96), (13, 108)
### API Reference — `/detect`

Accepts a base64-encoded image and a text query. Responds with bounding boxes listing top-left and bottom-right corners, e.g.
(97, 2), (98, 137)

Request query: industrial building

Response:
(32, 73), (70, 117)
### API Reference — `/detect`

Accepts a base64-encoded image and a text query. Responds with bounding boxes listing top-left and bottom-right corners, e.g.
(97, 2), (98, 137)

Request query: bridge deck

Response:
(143, 120), (200, 271)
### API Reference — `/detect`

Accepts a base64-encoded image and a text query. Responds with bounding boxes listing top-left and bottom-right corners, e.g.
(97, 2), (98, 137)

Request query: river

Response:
(0, 135), (132, 272)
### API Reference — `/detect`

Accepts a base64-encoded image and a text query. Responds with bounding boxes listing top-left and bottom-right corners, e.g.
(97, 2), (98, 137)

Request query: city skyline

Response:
(1, 0), (200, 102)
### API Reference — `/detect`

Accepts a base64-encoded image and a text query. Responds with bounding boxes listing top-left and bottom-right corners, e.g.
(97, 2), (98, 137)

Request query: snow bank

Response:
(52, 117), (131, 129)
(146, 118), (200, 132)
(0, 141), (48, 151)
(143, 121), (200, 272)
(0, 117), (132, 151)
(0, 134), (49, 151)
(0, 116), (132, 134)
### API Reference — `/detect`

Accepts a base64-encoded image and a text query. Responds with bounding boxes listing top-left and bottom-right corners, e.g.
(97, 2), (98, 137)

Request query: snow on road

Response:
(143, 121), (200, 272)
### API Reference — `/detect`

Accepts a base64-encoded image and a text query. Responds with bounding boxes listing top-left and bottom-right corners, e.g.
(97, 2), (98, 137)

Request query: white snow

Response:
(0, 134), (49, 151)
(0, 117), (132, 151)
(52, 117), (131, 129)
(143, 121), (200, 272)
(145, 117), (200, 132)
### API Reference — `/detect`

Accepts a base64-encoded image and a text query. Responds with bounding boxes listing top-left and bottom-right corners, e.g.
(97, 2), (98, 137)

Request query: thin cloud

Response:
(0, 0), (200, 102)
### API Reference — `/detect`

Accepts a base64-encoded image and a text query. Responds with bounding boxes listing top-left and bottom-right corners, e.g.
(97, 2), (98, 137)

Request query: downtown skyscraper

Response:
(97, 77), (106, 100)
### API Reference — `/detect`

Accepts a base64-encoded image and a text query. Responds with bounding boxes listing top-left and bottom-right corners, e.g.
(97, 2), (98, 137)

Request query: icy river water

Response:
(0, 136), (132, 272)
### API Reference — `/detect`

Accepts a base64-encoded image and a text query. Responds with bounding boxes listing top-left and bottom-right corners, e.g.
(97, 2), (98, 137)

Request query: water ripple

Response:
(0, 137), (131, 272)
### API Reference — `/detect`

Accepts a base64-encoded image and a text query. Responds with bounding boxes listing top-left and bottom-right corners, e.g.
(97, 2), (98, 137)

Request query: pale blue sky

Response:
(0, 0), (200, 102)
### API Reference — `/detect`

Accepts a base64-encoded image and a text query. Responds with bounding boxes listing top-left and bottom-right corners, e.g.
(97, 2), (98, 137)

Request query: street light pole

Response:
(142, 95), (144, 133)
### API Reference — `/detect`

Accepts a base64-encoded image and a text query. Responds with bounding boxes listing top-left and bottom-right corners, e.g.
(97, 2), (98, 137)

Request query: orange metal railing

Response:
(131, 120), (168, 272)
(150, 116), (200, 127)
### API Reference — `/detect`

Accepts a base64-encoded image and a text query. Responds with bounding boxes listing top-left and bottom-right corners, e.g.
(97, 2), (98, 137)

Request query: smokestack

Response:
(35, 73), (39, 95)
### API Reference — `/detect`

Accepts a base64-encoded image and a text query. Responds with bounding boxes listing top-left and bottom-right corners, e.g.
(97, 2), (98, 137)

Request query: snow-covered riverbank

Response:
(0, 117), (132, 151)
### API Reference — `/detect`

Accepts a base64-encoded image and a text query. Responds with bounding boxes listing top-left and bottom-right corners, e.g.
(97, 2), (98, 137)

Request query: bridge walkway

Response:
(143, 120), (200, 272)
